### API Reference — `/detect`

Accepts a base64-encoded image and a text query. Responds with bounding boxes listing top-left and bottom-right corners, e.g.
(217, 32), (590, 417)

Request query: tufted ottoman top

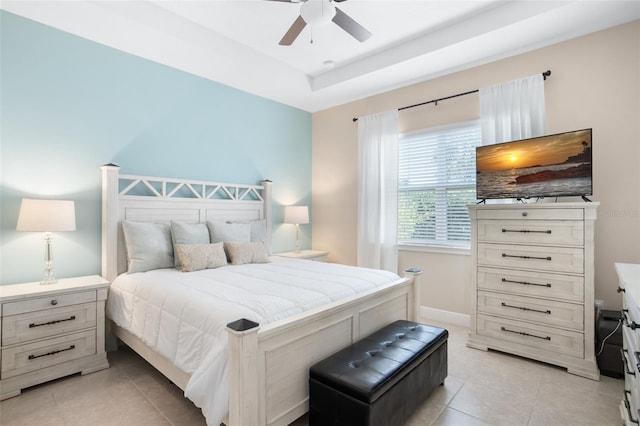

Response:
(309, 320), (448, 404)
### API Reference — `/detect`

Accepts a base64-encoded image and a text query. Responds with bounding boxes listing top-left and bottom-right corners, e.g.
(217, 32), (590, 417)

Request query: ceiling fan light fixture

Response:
(300, 0), (336, 28)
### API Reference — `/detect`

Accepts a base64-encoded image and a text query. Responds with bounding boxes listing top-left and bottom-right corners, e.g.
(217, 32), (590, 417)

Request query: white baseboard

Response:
(419, 306), (470, 327)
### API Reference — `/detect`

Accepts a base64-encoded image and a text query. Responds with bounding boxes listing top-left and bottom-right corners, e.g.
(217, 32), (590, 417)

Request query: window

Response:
(398, 120), (481, 248)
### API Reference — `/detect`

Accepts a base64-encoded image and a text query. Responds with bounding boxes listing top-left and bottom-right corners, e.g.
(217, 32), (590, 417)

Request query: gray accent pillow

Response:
(227, 219), (272, 255)
(224, 241), (269, 265)
(122, 221), (174, 273)
(171, 221), (210, 268)
(207, 221), (251, 244)
(175, 243), (227, 272)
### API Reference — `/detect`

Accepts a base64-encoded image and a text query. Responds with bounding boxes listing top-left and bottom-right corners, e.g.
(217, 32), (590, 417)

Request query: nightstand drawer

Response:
(1, 330), (97, 379)
(2, 302), (97, 346)
(2, 291), (96, 316)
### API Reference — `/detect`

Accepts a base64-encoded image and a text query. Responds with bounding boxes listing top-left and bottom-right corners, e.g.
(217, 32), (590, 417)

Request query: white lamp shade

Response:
(17, 199), (76, 232)
(284, 206), (309, 225)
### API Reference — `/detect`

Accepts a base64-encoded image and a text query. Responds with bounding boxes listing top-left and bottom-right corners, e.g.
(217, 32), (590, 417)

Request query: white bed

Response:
(101, 165), (420, 426)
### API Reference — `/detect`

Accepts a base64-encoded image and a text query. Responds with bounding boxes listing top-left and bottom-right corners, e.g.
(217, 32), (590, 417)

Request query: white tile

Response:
(433, 407), (494, 426)
(0, 319), (624, 426)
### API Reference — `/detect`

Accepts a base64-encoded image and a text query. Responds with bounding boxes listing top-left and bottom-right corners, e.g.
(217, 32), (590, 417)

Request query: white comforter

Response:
(106, 257), (400, 425)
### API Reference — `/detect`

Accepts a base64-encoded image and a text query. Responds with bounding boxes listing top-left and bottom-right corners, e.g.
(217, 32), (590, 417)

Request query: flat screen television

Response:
(476, 128), (592, 200)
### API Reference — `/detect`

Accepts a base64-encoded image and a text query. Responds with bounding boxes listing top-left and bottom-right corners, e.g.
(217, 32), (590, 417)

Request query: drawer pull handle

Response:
(502, 228), (552, 234)
(618, 286), (626, 293)
(501, 302), (551, 315)
(500, 326), (550, 341)
(50, 299), (58, 306)
(502, 253), (552, 261)
(502, 278), (551, 288)
(624, 390), (640, 424)
(623, 310), (639, 330)
(28, 345), (75, 360)
(29, 315), (76, 328)
(622, 349), (636, 376)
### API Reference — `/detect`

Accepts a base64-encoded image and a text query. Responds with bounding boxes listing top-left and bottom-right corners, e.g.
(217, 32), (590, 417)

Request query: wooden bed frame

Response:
(101, 164), (420, 426)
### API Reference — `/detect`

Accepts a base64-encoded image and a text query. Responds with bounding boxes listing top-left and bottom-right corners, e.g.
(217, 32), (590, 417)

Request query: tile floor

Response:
(0, 319), (624, 426)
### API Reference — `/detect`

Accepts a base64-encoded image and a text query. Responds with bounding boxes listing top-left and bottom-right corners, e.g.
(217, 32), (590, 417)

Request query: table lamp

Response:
(16, 198), (76, 285)
(284, 205), (309, 253)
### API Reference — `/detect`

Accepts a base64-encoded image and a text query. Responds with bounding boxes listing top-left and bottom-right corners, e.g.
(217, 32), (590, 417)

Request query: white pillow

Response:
(224, 241), (269, 265)
(207, 221), (251, 244)
(175, 243), (227, 272)
(122, 221), (174, 273)
(227, 219), (272, 255)
(171, 221), (210, 268)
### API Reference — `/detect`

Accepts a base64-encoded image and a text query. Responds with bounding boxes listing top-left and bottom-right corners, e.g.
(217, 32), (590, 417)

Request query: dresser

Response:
(0, 275), (110, 400)
(617, 263), (640, 425)
(466, 202), (599, 380)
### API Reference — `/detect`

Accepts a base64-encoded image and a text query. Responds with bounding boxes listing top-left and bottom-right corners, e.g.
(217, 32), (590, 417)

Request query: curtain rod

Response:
(352, 70), (551, 122)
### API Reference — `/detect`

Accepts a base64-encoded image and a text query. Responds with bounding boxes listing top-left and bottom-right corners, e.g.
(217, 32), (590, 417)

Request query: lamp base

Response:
(295, 224), (301, 253)
(40, 232), (57, 285)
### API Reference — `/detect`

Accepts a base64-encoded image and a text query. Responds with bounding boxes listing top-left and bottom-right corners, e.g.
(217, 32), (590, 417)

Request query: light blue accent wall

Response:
(0, 11), (312, 285)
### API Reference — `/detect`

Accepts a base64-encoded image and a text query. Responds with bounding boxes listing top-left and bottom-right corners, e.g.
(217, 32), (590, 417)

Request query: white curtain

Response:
(480, 73), (546, 145)
(357, 110), (399, 273)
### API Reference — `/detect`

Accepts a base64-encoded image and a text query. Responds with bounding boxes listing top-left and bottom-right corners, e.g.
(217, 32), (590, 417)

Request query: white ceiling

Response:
(2, 1), (639, 112)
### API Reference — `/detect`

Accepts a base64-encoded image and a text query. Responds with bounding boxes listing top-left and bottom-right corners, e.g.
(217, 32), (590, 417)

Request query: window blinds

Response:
(398, 120), (481, 245)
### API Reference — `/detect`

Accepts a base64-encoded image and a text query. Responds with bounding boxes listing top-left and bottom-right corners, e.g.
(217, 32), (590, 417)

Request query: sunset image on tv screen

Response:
(476, 129), (592, 199)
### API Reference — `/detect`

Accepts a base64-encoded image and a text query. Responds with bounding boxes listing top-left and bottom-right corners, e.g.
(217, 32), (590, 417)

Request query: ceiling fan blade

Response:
(332, 7), (371, 42)
(279, 15), (307, 45)
(333, 0), (349, 2)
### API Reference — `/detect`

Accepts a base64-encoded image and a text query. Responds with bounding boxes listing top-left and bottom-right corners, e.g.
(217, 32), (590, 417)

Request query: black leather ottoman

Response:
(309, 320), (448, 426)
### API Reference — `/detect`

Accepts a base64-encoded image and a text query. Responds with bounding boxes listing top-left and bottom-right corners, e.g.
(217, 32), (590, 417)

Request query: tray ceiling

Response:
(2, 1), (639, 112)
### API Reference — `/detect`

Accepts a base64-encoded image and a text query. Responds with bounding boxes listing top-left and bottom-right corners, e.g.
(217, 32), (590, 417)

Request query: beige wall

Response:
(312, 21), (640, 314)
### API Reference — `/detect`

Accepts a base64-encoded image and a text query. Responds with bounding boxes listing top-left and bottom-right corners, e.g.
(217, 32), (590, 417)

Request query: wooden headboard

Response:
(101, 164), (272, 281)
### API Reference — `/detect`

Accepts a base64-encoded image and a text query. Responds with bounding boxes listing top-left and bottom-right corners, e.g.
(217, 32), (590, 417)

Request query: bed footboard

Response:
(226, 269), (421, 426)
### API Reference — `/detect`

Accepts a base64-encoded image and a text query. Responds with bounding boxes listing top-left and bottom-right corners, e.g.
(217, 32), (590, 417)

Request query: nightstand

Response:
(0, 275), (110, 400)
(275, 250), (329, 262)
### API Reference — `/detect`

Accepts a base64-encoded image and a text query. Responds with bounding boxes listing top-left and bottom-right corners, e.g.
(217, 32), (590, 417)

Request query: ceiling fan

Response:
(266, 0), (372, 46)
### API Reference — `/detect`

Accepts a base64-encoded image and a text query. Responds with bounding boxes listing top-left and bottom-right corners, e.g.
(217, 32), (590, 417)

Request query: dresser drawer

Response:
(624, 293), (640, 337)
(2, 291), (96, 316)
(478, 267), (584, 302)
(622, 346), (640, 387)
(623, 308), (640, 362)
(478, 243), (584, 274)
(623, 321), (640, 381)
(477, 220), (584, 246)
(478, 291), (583, 330)
(1, 330), (97, 379)
(623, 344), (640, 424)
(477, 314), (584, 358)
(622, 388), (640, 426)
(476, 208), (584, 221)
(623, 366), (640, 426)
(2, 303), (97, 346)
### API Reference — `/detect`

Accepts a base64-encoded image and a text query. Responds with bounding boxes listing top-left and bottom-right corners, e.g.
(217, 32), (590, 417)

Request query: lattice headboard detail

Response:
(101, 164), (272, 281)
